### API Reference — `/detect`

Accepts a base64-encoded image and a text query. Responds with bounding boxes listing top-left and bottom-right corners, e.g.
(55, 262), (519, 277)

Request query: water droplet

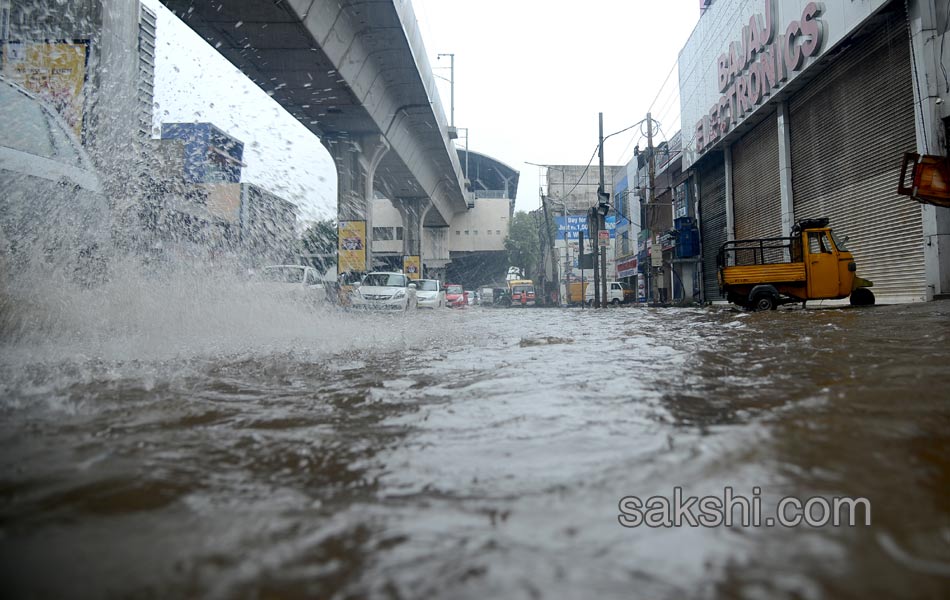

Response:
(234, 21), (243, 29)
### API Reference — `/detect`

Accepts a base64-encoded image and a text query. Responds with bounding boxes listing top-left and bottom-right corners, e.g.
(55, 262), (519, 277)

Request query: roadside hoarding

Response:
(617, 255), (638, 279)
(598, 230), (609, 248)
(556, 215), (616, 240)
(1, 40), (89, 136)
(403, 255), (421, 280)
(338, 220), (366, 273)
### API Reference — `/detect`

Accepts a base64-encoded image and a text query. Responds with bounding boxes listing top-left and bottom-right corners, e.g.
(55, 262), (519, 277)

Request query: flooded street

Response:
(2, 301), (949, 599)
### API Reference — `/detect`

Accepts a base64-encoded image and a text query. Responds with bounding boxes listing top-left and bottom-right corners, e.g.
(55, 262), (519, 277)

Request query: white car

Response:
(350, 272), (417, 311)
(414, 279), (445, 309)
(257, 265), (328, 303)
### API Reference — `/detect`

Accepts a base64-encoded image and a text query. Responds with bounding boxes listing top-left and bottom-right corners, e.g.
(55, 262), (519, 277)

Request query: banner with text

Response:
(338, 220), (366, 273)
(1, 41), (89, 136)
(556, 215), (616, 241)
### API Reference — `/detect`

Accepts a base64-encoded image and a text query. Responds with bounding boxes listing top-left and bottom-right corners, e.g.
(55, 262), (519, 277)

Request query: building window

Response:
(373, 227), (394, 241)
(464, 230), (469, 235)
(473, 230), (479, 235)
(487, 230), (492, 235)
(396, 227), (403, 241)
(496, 230), (501, 235)
(456, 230), (461, 235)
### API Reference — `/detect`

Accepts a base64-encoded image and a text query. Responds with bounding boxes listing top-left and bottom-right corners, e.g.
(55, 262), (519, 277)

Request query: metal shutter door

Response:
(789, 12), (925, 302)
(732, 111), (781, 241)
(699, 157), (727, 300)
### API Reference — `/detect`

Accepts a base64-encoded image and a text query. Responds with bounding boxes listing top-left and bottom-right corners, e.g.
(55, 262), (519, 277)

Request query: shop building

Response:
(679, 0), (950, 303)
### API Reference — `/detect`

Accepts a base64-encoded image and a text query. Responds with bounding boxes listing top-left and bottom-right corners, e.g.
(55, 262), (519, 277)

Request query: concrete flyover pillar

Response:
(390, 197), (432, 260)
(322, 134), (390, 273)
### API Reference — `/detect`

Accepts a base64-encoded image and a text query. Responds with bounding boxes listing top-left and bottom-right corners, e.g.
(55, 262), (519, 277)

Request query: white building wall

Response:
(371, 197), (404, 254)
(447, 197), (510, 252)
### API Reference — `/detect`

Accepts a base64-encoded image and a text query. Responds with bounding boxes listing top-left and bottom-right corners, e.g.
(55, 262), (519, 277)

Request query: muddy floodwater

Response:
(1, 300), (949, 599)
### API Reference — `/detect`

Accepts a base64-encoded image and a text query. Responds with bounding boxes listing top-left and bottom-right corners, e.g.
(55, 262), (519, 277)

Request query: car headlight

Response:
(392, 289), (406, 299)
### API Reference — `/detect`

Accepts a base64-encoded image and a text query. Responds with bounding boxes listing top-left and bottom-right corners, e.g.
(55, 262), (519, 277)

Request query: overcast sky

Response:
(144, 0), (700, 218)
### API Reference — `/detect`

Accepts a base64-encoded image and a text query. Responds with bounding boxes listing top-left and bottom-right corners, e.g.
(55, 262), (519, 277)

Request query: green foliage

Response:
(299, 218), (337, 272)
(504, 211), (541, 280)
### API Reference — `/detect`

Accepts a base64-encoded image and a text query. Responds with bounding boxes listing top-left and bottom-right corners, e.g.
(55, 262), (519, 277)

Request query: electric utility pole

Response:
(647, 112), (657, 305)
(598, 112), (608, 309)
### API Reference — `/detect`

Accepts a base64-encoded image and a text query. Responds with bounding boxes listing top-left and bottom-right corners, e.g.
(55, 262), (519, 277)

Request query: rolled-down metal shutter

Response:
(699, 156), (727, 300)
(789, 9), (925, 302)
(732, 110), (781, 241)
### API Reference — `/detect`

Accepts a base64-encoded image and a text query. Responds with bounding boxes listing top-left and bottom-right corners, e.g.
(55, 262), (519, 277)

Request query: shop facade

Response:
(679, 0), (950, 303)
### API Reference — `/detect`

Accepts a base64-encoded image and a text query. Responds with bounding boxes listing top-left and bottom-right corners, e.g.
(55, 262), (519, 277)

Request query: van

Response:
(584, 281), (635, 305)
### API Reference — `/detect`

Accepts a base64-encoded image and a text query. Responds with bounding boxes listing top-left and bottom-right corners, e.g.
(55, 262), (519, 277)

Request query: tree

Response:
(504, 211), (541, 281)
(299, 218), (337, 273)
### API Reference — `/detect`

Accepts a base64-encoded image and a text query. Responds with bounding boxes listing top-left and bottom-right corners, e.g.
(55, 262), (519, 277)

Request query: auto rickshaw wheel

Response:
(850, 287), (875, 306)
(751, 291), (777, 311)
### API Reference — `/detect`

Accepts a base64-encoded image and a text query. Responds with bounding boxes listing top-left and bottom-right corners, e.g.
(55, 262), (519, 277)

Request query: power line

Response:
(647, 58), (679, 115)
(546, 118), (656, 205)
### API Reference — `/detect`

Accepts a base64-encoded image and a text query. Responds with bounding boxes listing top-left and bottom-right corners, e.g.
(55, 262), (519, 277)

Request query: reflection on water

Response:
(1, 293), (950, 598)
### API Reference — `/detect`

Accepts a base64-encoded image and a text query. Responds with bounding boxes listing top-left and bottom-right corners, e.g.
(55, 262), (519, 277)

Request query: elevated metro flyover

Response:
(160, 0), (469, 270)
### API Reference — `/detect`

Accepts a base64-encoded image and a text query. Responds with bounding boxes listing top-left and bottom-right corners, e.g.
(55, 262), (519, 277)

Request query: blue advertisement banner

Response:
(556, 215), (616, 240)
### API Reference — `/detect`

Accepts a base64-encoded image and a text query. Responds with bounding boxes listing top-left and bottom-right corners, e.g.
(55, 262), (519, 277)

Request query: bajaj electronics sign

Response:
(695, 1), (822, 155)
(680, 0), (891, 168)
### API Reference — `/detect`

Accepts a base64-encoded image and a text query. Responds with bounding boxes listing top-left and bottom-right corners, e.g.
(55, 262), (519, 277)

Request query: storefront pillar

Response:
(777, 102), (795, 237)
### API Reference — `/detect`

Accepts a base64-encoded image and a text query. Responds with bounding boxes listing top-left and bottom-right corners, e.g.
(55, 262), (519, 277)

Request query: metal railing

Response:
(717, 236), (802, 268)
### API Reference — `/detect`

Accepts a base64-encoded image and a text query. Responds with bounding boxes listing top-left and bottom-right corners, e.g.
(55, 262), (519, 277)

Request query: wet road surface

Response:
(2, 300), (949, 599)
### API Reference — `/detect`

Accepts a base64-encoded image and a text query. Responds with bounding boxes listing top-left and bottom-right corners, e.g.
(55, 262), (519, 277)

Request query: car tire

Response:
(751, 291), (776, 311)
(611, 298), (621, 306)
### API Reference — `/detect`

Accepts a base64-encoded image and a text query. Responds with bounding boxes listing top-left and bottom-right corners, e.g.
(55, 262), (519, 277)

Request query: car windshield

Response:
(0, 82), (56, 158)
(262, 267), (304, 284)
(446, 285), (462, 294)
(514, 286), (534, 294)
(417, 280), (439, 291)
(363, 273), (406, 287)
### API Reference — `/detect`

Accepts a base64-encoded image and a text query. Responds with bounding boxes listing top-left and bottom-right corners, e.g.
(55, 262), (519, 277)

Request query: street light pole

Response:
(437, 53), (455, 128)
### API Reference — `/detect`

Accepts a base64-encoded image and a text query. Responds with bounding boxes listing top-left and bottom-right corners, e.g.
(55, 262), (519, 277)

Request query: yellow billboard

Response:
(338, 220), (366, 274)
(403, 255), (421, 280)
(1, 41), (89, 136)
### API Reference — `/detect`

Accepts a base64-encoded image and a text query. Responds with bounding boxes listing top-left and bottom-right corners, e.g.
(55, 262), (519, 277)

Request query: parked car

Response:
(444, 283), (467, 308)
(0, 75), (110, 283)
(256, 265), (328, 303)
(350, 271), (417, 311)
(465, 290), (476, 305)
(414, 279), (445, 309)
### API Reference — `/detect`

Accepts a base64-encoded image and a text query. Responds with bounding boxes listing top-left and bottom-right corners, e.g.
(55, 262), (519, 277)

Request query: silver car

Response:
(0, 76), (110, 282)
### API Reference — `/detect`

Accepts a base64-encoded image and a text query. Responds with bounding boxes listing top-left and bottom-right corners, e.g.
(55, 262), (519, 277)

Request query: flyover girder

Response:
(160, 0), (468, 226)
